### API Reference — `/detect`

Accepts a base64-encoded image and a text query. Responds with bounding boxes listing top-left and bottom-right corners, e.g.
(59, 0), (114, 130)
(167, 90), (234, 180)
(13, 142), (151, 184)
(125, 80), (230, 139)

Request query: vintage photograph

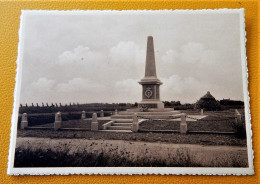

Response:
(8, 9), (253, 175)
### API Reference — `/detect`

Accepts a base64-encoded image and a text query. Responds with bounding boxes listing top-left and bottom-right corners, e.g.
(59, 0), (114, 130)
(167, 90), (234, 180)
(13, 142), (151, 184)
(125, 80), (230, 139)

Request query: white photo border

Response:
(7, 9), (254, 175)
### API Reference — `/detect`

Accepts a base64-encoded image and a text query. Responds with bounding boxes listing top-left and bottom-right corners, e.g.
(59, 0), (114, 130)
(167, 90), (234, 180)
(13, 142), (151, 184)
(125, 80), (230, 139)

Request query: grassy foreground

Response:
(14, 138), (248, 168)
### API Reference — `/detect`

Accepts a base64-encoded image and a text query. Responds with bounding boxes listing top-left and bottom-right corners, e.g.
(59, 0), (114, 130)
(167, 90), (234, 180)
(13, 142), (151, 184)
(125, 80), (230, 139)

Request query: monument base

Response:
(138, 100), (164, 109)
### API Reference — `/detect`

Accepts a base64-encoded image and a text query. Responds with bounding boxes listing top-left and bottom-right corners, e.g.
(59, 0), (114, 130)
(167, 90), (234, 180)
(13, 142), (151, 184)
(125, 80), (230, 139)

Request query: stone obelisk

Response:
(138, 36), (164, 109)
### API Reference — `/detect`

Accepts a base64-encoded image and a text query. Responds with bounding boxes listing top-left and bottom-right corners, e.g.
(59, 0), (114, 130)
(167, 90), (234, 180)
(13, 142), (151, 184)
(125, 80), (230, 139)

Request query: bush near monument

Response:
(195, 91), (221, 111)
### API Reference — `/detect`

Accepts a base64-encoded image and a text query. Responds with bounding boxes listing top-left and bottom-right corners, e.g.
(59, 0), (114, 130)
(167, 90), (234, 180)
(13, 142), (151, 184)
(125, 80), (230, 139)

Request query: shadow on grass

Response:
(14, 146), (248, 168)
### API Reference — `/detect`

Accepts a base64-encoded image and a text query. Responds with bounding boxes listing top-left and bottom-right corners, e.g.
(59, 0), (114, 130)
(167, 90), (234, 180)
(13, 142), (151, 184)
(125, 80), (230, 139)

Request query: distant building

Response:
(196, 91), (220, 111)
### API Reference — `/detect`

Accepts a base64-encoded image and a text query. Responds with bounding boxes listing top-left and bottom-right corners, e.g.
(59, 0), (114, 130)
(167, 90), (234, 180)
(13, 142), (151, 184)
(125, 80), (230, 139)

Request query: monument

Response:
(105, 36), (181, 131)
(138, 36), (164, 109)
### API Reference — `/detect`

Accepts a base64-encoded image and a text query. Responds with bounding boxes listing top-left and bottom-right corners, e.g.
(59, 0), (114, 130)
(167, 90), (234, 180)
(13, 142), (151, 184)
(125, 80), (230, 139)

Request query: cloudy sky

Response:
(19, 11), (244, 104)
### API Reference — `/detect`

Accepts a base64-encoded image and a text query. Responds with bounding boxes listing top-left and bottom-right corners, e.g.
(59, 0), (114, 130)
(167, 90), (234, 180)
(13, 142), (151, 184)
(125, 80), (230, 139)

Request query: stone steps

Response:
(113, 119), (133, 122)
(126, 108), (174, 112)
(108, 126), (132, 130)
(119, 111), (179, 115)
(107, 115), (133, 132)
(112, 113), (181, 119)
(112, 114), (179, 120)
(113, 123), (132, 126)
(99, 130), (132, 133)
(108, 108), (182, 132)
(111, 115), (133, 119)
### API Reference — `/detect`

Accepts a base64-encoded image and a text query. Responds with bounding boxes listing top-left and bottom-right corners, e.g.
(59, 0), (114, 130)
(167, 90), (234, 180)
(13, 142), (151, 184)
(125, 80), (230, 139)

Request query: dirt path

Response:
(15, 137), (248, 167)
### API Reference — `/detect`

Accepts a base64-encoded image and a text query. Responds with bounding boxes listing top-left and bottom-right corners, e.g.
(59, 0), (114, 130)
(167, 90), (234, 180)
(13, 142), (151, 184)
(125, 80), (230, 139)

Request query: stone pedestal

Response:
(180, 114), (187, 134)
(91, 113), (98, 131)
(138, 100), (164, 109)
(131, 113), (139, 132)
(20, 113), (28, 130)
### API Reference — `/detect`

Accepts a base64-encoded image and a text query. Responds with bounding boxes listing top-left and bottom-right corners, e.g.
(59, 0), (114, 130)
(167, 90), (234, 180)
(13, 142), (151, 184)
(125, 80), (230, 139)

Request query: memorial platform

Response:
(111, 108), (181, 120)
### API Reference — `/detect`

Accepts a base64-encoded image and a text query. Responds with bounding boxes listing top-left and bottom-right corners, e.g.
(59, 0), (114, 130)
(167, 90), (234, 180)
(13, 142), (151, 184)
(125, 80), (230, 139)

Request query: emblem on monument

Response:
(145, 88), (153, 98)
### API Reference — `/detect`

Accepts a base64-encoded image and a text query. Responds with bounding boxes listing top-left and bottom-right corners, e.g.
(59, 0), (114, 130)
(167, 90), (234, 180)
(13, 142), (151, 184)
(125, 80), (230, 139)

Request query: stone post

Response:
(100, 110), (104, 117)
(54, 112), (62, 130)
(180, 114), (187, 134)
(81, 110), (86, 119)
(115, 109), (118, 115)
(200, 109), (204, 115)
(91, 113), (98, 131)
(20, 113), (28, 130)
(131, 113), (139, 132)
(235, 110), (242, 122)
(235, 109), (240, 115)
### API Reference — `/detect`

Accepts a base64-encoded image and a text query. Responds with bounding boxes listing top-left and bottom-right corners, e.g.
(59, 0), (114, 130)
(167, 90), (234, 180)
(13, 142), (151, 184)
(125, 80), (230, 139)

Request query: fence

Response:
(19, 109), (244, 135)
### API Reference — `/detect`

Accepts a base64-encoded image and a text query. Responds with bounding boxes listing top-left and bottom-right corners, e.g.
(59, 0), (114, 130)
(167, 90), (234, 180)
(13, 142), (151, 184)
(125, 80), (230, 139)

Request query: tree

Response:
(196, 91), (220, 111)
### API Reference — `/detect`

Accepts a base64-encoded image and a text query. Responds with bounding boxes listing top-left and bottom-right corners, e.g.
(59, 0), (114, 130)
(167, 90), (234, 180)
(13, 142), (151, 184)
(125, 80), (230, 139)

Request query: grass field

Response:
(17, 128), (246, 146)
(139, 116), (237, 132)
(14, 137), (248, 167)
(33, 119), (109, 130)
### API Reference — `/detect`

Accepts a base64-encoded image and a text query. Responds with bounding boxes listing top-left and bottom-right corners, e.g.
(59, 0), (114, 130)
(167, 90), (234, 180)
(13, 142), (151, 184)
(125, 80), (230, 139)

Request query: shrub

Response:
(14, 143), (248, 167)
(231, 118), (246, 139)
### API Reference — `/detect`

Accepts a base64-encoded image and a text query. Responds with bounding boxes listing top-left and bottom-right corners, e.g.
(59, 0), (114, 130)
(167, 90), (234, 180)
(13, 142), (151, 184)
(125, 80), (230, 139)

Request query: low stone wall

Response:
(20, 109), (243, 136)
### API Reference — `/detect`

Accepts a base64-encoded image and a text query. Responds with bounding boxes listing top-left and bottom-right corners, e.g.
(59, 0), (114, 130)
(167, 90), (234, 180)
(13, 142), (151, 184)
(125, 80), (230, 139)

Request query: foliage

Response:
(14, 145), (247, 167)
(163, 101), (181, 107)
(196, 98), (221, 111)
(219, 99), (244, 106)
(231, 118), (246, 139)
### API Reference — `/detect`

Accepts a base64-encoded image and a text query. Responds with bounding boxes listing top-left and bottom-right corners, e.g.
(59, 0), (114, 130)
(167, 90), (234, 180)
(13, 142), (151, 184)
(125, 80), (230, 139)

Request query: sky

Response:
(19, 11), (244, 104)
